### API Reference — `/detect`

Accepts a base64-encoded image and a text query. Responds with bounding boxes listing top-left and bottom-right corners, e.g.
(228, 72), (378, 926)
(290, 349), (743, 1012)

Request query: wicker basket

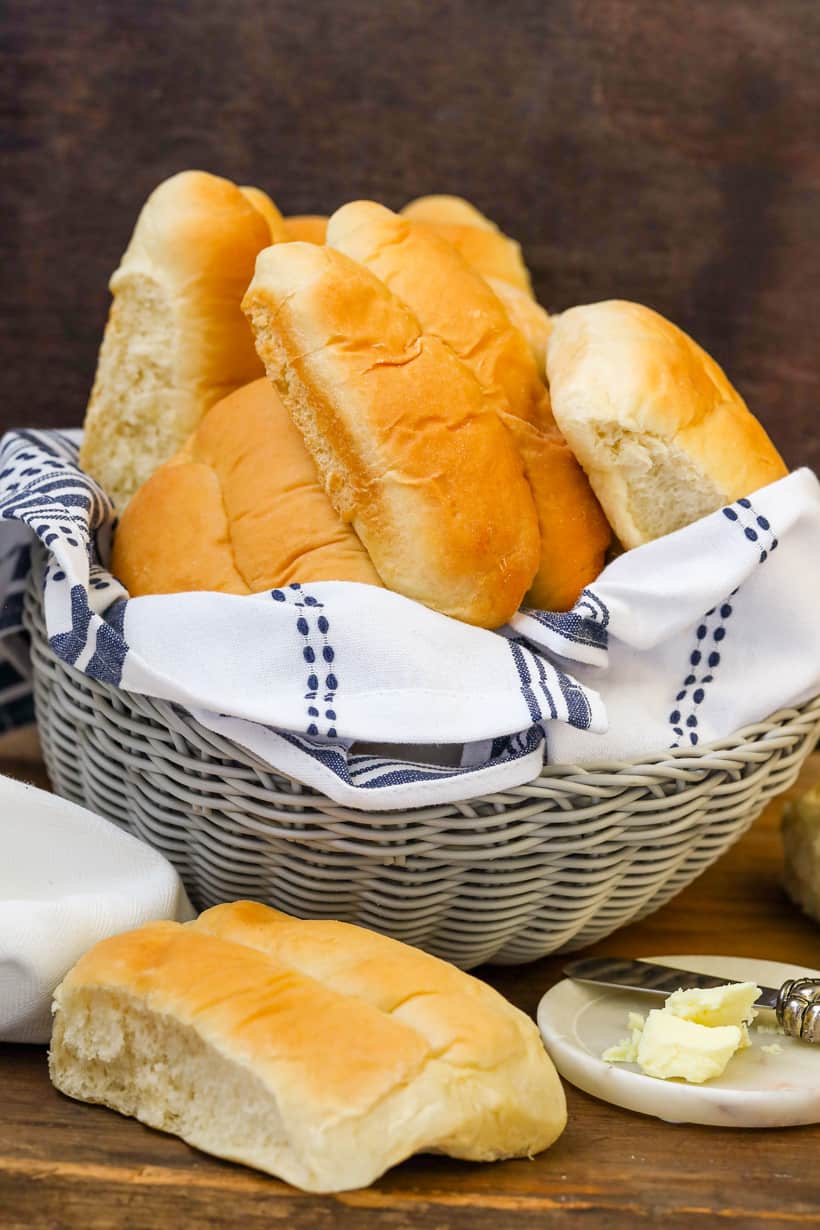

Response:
(23, 561), (820, 969)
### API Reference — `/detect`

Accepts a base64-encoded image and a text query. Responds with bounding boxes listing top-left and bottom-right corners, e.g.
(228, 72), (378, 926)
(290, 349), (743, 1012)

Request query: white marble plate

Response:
(537, 954), (820, 1127)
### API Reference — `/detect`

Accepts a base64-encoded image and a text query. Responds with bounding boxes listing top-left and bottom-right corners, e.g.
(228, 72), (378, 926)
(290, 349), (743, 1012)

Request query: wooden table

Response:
(2, 755), (819, 1229)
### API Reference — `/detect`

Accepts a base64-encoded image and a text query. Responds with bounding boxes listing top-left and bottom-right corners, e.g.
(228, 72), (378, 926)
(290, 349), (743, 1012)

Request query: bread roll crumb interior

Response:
(547, 301), (787, 548)
(49, 905), (567, 1192)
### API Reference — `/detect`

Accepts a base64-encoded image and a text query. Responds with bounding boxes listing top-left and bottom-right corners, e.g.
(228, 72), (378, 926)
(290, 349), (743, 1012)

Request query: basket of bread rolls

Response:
(20, 170), (820, 969)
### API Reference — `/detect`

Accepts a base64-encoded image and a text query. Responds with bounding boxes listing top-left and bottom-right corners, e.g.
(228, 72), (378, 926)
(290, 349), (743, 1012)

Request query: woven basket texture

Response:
(23, 560), (820, 968)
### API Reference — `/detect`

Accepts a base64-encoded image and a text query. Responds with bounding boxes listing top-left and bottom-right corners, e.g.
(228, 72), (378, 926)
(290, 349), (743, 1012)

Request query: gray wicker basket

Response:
(23, 562), (820, 969)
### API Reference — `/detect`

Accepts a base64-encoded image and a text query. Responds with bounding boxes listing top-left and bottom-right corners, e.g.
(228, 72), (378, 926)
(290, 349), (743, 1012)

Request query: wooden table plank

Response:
(1, 755), (818, 1229)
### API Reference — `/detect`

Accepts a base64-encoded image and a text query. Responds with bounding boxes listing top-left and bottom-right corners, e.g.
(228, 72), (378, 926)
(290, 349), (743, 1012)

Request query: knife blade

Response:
(563, 956), (780, 1011)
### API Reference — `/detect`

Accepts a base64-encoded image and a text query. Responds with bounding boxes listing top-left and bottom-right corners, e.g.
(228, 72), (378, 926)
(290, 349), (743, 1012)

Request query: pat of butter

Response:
(602, 1012), (646, 1063)
(664, 981), (759, 1043)
(603, 981), (762, 1083)
(637, 1011), (743, 1083)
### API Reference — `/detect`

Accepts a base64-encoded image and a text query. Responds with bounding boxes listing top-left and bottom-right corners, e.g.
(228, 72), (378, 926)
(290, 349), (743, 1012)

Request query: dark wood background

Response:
(2, 0), (818, 470)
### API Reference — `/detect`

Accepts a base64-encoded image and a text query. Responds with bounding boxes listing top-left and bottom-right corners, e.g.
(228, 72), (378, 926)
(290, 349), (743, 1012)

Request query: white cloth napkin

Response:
(512, 468), (820, 763)
(0, 430), (818, 811)
(0, 430), (605, 809)
(0, 774), (193, 1044)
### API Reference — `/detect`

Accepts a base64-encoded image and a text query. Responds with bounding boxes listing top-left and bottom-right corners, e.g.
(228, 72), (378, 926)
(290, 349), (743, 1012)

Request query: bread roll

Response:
(111, 379), (382, 596)
(80, 171), (271, 510)
(328, 201), (550, 429)
(328, 202), (610, 611)
(242, 242), (540, 627)
(782, 785), (820, 924)
(547, 301), (788, 549)
(239, 184), (288, 242)
(485, 276), (552, 381)
(354, 201), (552, 372)
(49, 903), (567, 1193)
(401, 194), (533, 294)
(401, 193), (498, 231)
(283, 214), (328, 244)
(508, 416), (613, 611)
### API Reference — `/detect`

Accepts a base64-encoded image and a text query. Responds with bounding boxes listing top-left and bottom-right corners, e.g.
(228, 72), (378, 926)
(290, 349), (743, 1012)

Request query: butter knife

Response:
(563, 957), (820, 1043)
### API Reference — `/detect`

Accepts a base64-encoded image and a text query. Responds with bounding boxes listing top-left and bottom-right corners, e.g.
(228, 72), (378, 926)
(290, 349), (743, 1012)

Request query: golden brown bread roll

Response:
(239, 184), (288, 242)
(80, 170), (271, 510)
(50, 902), (567, 1192)
(401, 194), (533, 294)
(400, 193), (498, 230)
(283, 214), (328, 244)
(242, 242), (540, 627)
(328, 201), (550, 429)
(397, 201), (552, 369)
(111, 379), (382, 596)
(485, 276), (552, 381)
(547, 301), (789, 549)
(509, 417), (614, 610)
(328, 202), (610, 611)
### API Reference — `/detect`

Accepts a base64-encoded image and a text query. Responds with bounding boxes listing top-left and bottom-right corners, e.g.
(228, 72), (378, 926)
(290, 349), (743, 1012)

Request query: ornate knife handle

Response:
(776, 978), (820, 1042)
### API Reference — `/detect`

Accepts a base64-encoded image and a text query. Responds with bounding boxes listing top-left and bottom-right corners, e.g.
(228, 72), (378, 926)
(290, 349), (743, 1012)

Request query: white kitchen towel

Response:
(0, 518), (35, 734)
(511, 467), (820, 763)
(0, 429), (818, 811)
(0, 774), (193, 1043)
(0, 430), (604, 809)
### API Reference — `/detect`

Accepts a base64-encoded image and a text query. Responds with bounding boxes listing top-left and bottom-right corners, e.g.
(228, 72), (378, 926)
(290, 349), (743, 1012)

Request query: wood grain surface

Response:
(1, 754), (818, 1229)
(1, 0), (818, 470)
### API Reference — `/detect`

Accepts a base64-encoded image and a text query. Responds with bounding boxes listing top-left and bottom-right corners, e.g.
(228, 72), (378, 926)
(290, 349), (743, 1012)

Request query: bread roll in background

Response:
(49, 903), (567, 1193)
(400, 193), (498, 231)
(485, 277), (552, 381)
(239, 184), (289, 242)
(401, 194), (534, 294)
(782, 785), (820, 924)
(111, 379), (382, 596)
(283, 214), (328, 244)
(328, 202), (609, 611)
(547, 301), (788, 549)
(80, 171), (271, 510)
(508, 416), (613, 611)
(242, 242), (540, 627)
(399, 199), (553, 372)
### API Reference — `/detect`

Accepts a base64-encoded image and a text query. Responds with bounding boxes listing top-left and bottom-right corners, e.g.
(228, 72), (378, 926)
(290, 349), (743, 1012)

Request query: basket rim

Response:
(535, 693), (820, 779)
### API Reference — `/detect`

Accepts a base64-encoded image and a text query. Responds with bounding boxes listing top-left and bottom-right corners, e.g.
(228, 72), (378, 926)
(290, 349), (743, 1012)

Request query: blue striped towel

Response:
(3, 430), (818, 806)
(0, 429), (609, 809)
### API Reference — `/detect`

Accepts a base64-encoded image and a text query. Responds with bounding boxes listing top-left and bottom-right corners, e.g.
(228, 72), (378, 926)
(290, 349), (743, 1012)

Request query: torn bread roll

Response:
(547, 301), (788, 548)
(242, 242), (540, 627)
(402, 194), (533, 294)
(328, 202), (610, 611)
(80, 170), (271, 510)
(111, 378), (382, 596)
(49, 903), (566, 1193)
